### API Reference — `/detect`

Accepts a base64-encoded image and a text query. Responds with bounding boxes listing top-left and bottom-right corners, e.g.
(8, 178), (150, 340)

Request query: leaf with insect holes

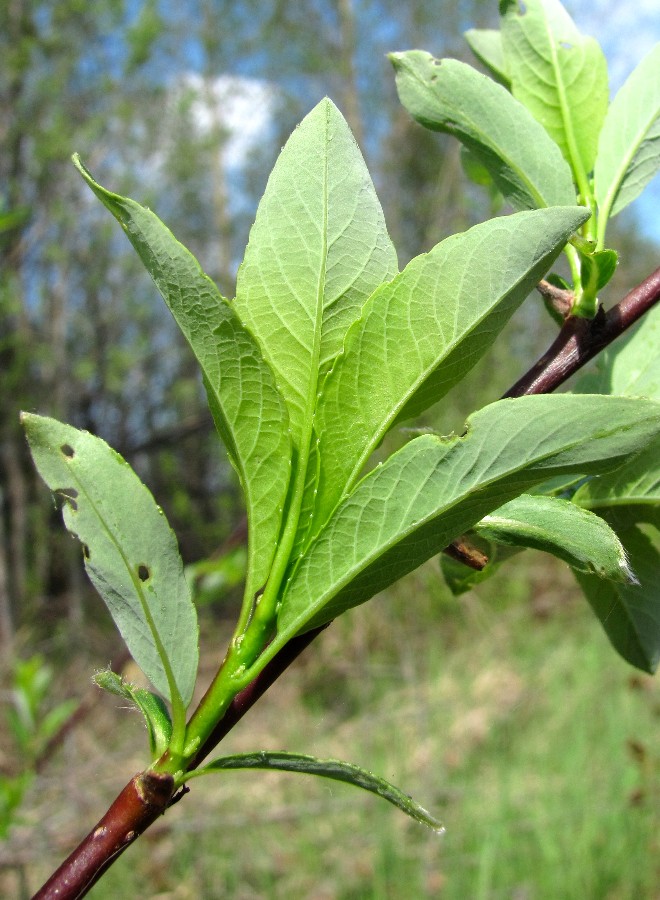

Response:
(73, 156), (291, 605)
(390, 52), (576, 211)
(276, 395), (660, 639)
(500, 0), (609, 176)
(22, 413), (198, 708)
(306, 206), (589, 545)
(595, 43), (660, 223)
(192, 751), (443, 833)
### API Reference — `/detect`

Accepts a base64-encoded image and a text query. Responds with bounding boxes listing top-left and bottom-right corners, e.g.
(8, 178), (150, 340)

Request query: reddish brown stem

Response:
(503, 265), (660, 398)
(31, 265), (660, 899)
(33, 772), (175, 900)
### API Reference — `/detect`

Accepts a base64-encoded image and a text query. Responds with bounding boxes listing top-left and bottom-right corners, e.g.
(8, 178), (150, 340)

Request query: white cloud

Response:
(176, 73), (276, 171)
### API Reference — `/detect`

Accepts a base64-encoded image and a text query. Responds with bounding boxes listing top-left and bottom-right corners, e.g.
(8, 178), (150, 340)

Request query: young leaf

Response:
(500, 0), (609, 179)
(94, 670), (173, 758)
(277, 395), (660, 639)
(310, 206), (589, 536)
(574, 515), (660, 674)
(22, 413), (198, 708)
(464, 28), (511, 87)
(192, 751), (443, 833)
(390, 52), (576, 210)
(594, 43), (660, 228)
(475, 494), (633, 581)
(73, 156), (291, 605)
(233, 98), (398, 456)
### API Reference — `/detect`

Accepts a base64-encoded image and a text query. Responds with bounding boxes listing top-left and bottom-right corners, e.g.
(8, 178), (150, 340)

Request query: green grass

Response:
(11, 556), (660, 898)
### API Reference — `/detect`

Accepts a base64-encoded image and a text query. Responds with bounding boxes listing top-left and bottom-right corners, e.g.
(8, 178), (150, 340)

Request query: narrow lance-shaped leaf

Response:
(309, 206), (589, 539)
(234, 98), (398, 457)
(464, 28), (511, 87)
(390, 52), (576, 211)
(277, 395), (660, 639)
(474, 494), (634, 581)
(73, 156), (290, 604)
(500, 0), (609, 178)
(22, 414), (198, 707)
(595, 43), (660, 225)
(191, 751), (443, 833)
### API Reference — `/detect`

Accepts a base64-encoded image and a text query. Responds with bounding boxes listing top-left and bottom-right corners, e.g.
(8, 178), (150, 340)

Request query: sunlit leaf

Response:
(73, 155), (290, 604)
(233, 98), (398, 456)
(390, 52), (575, 210)
(500, 0), (609, 176)
(476, 494), (633, 580)
(595, 43), (660, 222)
(23, 414), (198, 707)
(309, 207), (589, 539)
(277, 395), (660, 638)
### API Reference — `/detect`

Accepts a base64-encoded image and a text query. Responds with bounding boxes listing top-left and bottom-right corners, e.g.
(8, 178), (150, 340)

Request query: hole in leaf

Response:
(517, 0), (527, 13)
(57, 487), (79, 510)
(82, 544), (91, 559)
(61, 444), (76, 459)
(559, 41), (573, 50)
(137, 564), (150, 582)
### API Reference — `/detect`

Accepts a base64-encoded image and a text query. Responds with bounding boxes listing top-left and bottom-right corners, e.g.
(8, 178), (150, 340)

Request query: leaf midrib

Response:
(62, 454), (185, 713)
(282, 413), (656, 635)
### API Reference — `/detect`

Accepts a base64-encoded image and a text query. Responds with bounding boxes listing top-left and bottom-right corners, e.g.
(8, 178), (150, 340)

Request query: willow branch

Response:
(503, 266), (660, 398)
(31, 264), (660, 899)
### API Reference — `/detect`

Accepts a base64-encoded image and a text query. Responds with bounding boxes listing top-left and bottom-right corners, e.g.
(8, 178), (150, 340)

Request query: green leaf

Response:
(574, 515), (660, 673)
(500, 0), (609, 178)
(277, 395), (660, 638)
(464, 28), (511, 87)
(309, 207), (589, 538)
(573, 302), (659, 509)
(390, 52), (576, 210)
(22, 413), (198, 708)
(594, 43), (660, 224)
(192, 751), (443, 833)
(233, 98), (398, 457)
(475, 494), (633, 580)
(73, 155), (290, 605)
(94, 670), (173, 757)
(573, 247), (618, 317)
